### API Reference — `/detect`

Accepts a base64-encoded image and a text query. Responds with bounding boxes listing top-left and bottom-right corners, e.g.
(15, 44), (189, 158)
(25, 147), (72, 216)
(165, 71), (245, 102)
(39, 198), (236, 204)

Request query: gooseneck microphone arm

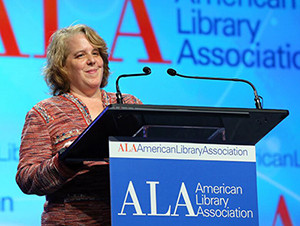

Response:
(167, 68), (263, 109)
(116, 67), (151, 104)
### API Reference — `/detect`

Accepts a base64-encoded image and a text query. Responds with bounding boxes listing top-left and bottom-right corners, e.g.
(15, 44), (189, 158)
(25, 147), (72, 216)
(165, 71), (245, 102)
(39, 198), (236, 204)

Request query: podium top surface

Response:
(61, 104), (289, 161)
(106, 104), (287, 115)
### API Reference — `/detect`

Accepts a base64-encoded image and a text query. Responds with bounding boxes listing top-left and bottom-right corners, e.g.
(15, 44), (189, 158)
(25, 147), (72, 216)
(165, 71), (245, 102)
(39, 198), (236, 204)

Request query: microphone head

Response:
(143, 66), (151, 75)
(167, 68), (177, 76)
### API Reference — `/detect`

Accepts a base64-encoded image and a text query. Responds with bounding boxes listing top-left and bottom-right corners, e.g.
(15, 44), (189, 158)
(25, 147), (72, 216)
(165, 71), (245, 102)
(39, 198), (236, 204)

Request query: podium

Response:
(60, 104), (288, 225)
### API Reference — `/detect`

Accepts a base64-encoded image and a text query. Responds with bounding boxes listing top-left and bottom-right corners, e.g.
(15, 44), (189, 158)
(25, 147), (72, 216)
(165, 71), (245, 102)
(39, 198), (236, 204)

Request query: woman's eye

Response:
(93, 51), (100, 56)
(75, 53), (84, 58)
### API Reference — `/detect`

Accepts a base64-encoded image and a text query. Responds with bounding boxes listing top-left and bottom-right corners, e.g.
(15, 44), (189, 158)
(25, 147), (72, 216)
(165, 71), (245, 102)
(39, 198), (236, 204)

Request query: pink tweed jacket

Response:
(16, 89), (142, 225)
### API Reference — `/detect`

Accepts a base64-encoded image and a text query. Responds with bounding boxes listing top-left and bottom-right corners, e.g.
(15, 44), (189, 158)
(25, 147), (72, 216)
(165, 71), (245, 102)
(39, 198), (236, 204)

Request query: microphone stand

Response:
(116, 67), (151, 104)
(167, 68), (263, 109)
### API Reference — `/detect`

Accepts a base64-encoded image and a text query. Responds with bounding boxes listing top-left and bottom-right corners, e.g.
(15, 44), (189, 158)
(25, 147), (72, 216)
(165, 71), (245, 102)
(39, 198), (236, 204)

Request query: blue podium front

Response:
(109, 137), (259, 226)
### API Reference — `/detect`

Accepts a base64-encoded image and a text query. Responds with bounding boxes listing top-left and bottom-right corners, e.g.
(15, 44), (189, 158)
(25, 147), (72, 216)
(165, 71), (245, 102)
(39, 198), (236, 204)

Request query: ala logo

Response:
(118, 143), (137, 152)
(118, 181), (196, 217)
(116, 180), (255, 220)
(0, 0), (170, 63)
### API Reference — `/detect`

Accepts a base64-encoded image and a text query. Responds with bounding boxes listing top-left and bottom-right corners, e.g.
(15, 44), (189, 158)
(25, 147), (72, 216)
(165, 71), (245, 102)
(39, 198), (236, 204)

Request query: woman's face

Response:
(64, 33), (104, 95)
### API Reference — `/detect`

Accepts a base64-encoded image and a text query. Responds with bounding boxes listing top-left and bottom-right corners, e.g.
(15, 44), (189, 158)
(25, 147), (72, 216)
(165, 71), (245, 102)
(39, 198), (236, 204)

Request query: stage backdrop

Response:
(0, 0), (299, 225)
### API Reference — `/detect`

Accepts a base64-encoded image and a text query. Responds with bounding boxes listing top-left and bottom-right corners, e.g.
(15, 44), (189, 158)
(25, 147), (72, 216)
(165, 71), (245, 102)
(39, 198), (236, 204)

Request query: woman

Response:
(16, 24), (142, 225)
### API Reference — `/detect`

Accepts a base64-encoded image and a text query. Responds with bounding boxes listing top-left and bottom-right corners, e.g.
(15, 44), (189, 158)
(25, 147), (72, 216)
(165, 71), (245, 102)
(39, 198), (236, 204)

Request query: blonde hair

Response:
(44, 24), (110, 95)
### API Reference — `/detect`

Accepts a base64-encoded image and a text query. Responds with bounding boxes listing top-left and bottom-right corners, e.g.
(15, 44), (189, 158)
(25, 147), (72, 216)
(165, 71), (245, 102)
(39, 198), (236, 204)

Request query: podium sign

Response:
(109, 137), (259, 226)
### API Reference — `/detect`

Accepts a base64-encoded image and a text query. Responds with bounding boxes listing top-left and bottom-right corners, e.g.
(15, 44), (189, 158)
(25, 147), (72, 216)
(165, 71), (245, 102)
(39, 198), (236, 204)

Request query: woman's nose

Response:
(87, 55), (96, 65)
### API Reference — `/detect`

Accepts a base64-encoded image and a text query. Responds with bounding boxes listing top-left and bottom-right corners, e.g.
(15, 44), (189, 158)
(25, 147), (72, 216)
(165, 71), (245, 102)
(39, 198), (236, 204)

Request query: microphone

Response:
(116, 67), (151, 104)
(167, 68), (263, 109)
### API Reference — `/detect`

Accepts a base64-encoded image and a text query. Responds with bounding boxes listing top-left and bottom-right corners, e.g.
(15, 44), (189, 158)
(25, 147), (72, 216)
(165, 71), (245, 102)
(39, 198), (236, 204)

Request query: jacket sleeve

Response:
(16, 108), (76, 196)
(123, 94), (143, 104)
